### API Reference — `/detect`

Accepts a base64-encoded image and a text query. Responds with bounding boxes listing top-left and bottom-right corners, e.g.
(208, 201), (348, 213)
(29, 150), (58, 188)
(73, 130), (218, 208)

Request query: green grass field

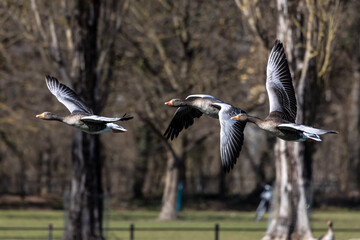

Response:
(0, 209), (359, 240)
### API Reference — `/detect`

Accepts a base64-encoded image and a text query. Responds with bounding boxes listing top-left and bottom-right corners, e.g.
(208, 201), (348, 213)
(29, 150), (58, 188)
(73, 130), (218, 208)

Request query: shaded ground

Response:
(1, 193), (359, 211)
(0, 194), (62, 209)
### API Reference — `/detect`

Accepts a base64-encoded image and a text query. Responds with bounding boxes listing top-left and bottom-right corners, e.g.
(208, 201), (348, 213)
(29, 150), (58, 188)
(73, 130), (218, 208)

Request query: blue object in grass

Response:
(176, 181), (184, 211)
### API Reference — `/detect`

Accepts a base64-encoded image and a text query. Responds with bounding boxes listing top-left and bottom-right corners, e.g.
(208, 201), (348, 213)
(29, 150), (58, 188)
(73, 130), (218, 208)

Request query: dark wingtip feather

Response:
(223, 165), (231, 173)
(120, 113), (134, 121)
(45, 75), (58, 82)
(272, 40), (284, 53)
(163, 127), (177, 141)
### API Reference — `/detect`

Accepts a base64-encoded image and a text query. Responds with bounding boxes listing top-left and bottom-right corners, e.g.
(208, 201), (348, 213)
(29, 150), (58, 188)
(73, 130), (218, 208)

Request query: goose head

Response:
(231, 113), (248, 122)
(327, 220), (333, 228)
(36, 112), (61, 121)
(164, 99), (185, 107)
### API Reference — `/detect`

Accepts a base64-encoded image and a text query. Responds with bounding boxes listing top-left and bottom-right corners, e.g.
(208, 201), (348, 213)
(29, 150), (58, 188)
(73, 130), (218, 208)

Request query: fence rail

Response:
(0, 224), (359, 240)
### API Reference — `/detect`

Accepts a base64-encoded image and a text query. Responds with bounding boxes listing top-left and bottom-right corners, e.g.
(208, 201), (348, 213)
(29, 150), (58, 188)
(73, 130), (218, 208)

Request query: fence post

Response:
(215, 223), (219, 240)
(130, 223), (134, 240)
(48, 223), (53, 240)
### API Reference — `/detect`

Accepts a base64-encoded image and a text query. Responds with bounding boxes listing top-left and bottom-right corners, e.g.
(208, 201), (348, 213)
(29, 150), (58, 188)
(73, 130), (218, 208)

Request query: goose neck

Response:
(50, 115), (64, 122)
(247, 115), (263, 125)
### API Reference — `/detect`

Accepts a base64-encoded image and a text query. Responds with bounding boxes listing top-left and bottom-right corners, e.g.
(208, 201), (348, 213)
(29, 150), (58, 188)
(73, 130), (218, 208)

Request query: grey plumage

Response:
(45, 75), (93, 114)
(212, 103), (246, 172)
(231, 41), (338, 141)
(37, 75), (132, 134)
(266, 40), (297, 122)
(318, 221), (335, 240)
(164, 95), (246, 172)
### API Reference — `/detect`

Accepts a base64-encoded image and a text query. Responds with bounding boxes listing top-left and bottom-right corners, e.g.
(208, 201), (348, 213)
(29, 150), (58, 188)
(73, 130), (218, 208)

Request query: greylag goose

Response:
(318, 221), (334, 240)
(36, 75), (133, 134)
(164, 94), (246, 172)
(231, 41), (337, 141)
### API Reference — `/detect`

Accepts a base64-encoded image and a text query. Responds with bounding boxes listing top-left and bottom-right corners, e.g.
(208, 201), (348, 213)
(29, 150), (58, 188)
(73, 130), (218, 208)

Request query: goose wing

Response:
(164, 94), (222, 140)
(45, 75), (93, 114)
(164, 106), (203, 140)
(277, 123), (338, 135)
(185, 94), (220, 101)
(266, 40), (297, 122)
(81, 113), (133, 123)
(212, 103), (247, 173)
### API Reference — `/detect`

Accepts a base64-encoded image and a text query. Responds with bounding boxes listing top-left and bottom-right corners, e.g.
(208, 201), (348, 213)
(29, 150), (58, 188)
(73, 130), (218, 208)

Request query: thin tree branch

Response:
(148, 29), (180, 91)
(137, 113), (178, 158)
(30, 0), (48, 42)
(49, 17), (72, 87)
(234, 0), (269, 48)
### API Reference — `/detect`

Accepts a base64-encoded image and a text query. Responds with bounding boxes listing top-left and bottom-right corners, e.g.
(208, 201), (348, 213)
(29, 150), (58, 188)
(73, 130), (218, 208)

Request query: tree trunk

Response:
(158, 150), (180, 220)
(263, 0), (314, 239)
(65, 0), (104, 239)
(158, 140), (186, 220)
(264, 141), (312, 240)
(66, 133), (104, 240)
(347, 54), (360, 191)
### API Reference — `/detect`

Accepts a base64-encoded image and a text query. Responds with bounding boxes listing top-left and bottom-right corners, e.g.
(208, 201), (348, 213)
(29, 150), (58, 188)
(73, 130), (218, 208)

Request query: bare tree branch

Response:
(49, 17), (72, 87)
(137, 113), (178, 158)
(98, 0), (130, 108)
(148, 30), (180, 90)
(30, 0), (48, 42)
(234, 0), (269, 48)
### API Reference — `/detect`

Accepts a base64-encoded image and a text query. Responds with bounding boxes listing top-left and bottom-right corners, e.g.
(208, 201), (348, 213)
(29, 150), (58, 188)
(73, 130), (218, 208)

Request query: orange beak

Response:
(36, 113), (44, 118)
(164, 101), (173, 106)
(231, 115), (239, 120)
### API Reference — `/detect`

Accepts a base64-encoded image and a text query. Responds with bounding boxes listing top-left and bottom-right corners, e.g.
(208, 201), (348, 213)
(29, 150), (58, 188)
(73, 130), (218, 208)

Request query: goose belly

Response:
(274, 129), (304, 141)
(192, 100), (219, 118)
(74, 122), (108, 134)
(81, 127), (111, 134)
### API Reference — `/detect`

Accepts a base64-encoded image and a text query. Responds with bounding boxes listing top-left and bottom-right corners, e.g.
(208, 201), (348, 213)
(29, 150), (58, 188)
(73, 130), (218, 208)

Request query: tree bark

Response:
(65, 0), (104, 239)
(264, 141), (313, 240)
(158, 150), (180, 220)
(347, 53), (360, 191)
(66, 133), (104, 240)
(158, 139), (186, 220)
(263, 0), (314, 239)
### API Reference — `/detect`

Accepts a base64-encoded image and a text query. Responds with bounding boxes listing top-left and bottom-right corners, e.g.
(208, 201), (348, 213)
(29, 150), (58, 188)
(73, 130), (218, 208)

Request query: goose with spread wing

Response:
(231, 41), (337, 141)
(36, 75), (133, 134)
(164, 94), (246, 172)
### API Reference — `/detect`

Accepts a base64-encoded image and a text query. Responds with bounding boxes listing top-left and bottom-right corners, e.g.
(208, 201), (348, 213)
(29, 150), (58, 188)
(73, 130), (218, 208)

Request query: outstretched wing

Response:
(213, 103), (247, 173)
(266, 40), (297, 122)
(185, 94), (220, 101)
(45, 75), (93, 114)
(277, 123), (338, 135)
(81, 113), (133, 123)
(164, 107), (203, 140)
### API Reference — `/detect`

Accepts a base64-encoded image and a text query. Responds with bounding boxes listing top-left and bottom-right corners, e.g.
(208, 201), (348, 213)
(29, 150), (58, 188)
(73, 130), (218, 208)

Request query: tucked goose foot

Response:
(112, 129), (127, 133)
(108, 123), (127, 133)
(303, 132), (321, 142)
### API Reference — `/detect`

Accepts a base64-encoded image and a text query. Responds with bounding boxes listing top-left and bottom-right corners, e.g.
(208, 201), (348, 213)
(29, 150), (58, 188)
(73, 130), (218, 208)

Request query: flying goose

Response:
(231, 41), (337, 141)
(36, 75), (133, 134)
(164, 94), (246, 172)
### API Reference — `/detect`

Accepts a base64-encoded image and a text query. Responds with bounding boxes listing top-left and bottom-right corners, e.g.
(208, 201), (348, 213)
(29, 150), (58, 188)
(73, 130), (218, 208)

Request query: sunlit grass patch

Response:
(0, 209), (359, 239)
